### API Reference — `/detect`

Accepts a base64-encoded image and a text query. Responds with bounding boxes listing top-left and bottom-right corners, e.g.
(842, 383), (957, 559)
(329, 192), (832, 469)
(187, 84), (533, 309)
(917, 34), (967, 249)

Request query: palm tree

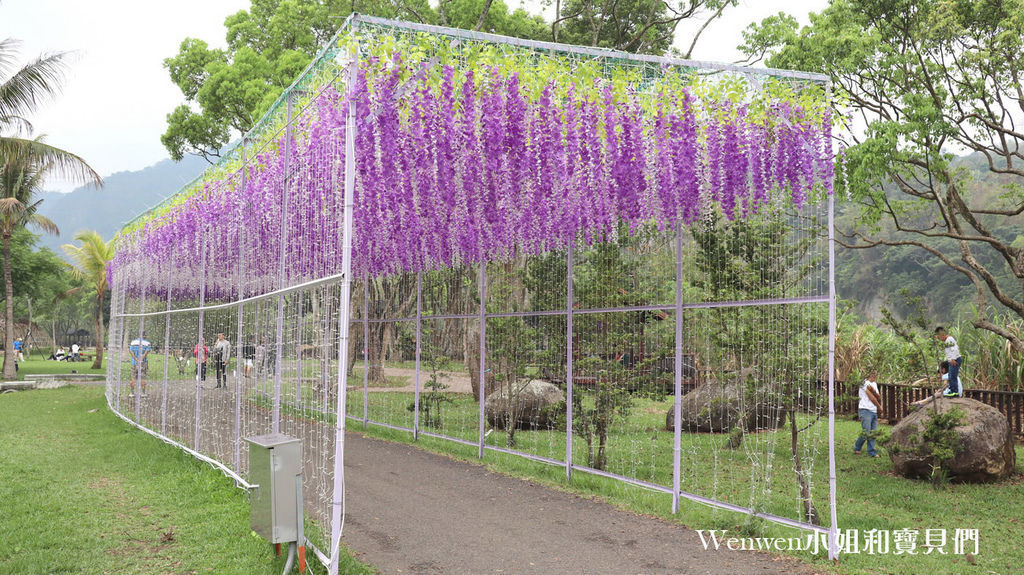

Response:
(62, 231), (114, 370)
(1, 38), (102, 378)
(0, 145), (60, 377)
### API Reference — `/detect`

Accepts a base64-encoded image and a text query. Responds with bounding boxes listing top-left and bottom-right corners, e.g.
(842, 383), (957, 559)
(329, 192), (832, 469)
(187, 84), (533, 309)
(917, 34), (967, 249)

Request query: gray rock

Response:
(889, 397), (1016, 483)
(665, 371), (785, 433)
(485, 379), (565, 430)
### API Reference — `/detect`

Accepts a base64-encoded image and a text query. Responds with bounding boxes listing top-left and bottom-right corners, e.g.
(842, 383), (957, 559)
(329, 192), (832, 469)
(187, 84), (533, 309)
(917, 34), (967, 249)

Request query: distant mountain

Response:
(36, 156), (208, 259)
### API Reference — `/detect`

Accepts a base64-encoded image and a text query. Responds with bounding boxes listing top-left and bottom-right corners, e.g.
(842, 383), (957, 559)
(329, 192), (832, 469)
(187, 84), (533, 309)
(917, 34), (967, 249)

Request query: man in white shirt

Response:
(854, 370), (882, 457)
(934, 327), (962, 397)
(70, 342), (81, 362)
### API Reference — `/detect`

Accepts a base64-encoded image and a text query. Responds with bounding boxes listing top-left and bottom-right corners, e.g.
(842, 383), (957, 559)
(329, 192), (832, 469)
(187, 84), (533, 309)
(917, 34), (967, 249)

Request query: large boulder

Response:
(665, 372), (785, 433)
(485, 379), (565, 430)
(889, 397), (1016, 483)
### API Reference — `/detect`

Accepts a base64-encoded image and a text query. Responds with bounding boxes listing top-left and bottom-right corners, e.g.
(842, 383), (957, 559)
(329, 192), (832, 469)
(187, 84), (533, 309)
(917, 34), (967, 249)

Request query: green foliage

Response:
(407, 354), (454, 428)
(921, 407), (965, 489)
(879, 289), (940, 384)
(956, 311), (1024, 391)
(570, 224), (670, 469)
(557, 0), (737, 55)
(3, 229), (67, 305)
(162, 0), (551, 162)
(62, 230), (116, 370)
(743, 0), (1024, 361)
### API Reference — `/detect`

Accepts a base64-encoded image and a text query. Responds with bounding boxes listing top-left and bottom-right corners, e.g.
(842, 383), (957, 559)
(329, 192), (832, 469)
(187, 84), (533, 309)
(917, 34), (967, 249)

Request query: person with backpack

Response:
(128, 334), (151, 398)
(854, 370), (882, 458)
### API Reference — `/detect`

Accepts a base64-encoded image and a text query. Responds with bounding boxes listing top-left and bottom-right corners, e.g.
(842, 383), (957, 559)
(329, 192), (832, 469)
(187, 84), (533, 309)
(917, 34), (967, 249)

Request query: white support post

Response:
(273, 93), (297, 434)
(161, 262), (172, 434)
(234, 139), (249, 473)
(194, 229), (208, 451)
(329, 40), (359, 575)
(827, 191), (839, 561)
(413, 272), (422, 440)
(477, 263), (486, 460)
(672, 222), (683, 514)
(134, 283), (147, 423)
(565, 247), (574, 480)
(826, 82), (840, 564)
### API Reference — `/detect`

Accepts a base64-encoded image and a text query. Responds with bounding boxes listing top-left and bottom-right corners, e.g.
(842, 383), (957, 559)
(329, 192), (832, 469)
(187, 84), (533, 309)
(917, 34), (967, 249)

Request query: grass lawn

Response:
(0, 385), (374, 575)
(340, 390), (1024, 575)
(10, 355), (106, 377)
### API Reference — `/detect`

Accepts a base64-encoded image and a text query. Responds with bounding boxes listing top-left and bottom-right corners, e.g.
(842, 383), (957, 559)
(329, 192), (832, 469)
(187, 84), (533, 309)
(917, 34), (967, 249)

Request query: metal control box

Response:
(246, 433), (302, 543)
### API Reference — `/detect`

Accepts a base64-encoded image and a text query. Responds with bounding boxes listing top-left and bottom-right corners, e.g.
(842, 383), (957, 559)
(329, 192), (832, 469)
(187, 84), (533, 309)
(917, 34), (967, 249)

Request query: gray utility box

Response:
(246, 433), (302, 544)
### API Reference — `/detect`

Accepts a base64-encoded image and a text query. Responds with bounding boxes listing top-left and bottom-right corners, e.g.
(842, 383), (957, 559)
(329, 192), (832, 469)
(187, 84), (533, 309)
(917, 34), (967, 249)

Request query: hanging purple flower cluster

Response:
(112, 50), (832, 299)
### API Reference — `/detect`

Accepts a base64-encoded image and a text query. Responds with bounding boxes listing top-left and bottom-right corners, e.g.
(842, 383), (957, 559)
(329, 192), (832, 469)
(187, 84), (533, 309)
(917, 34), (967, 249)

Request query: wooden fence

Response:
(835, 381), (1024, 438)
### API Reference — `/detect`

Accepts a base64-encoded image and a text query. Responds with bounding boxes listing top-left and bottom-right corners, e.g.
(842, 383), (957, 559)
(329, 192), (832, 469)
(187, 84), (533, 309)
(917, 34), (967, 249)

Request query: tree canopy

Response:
(162, 0), (741, 162)
(743, 0), (1024, 354)
(161, 0), (547, 162)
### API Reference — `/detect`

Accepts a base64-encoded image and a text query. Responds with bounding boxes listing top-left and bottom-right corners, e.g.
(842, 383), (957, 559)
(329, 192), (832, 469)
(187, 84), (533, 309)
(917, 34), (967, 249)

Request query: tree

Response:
(0, 229), (75, 350)
(1, 40), (102, 378)
(554, 0), (737, 55)
(62, 231), (115, 370)
(0, 146), (58, 378)
(742, 0), (1024, 358)
(691, 208), (826, 524)
(162, 0), (547, 162)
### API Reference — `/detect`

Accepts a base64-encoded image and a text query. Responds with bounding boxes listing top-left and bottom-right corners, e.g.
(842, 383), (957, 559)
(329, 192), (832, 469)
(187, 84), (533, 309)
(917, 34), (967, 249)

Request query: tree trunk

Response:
(91, 291), (105, 370)
(2, 233), (16, 379)
(788, 407), (819, 525)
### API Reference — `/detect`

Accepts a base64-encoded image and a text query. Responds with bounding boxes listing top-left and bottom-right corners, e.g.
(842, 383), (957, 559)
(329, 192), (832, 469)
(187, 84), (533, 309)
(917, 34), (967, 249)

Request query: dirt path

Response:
(349, 366), (474, 394)
(341, 431), (817, 575)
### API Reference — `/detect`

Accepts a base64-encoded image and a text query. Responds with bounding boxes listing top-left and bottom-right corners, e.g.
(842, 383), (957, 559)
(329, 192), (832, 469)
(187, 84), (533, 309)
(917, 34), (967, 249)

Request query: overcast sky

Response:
(3, 0), (826, 193)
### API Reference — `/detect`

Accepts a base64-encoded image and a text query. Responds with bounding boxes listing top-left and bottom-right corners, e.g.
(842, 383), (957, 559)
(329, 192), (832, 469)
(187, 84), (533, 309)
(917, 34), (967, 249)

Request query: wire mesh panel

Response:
(107, 14), (837, 573)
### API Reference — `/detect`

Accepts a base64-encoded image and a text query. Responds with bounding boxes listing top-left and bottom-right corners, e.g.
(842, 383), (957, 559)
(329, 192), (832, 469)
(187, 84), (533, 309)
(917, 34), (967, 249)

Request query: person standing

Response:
(213, 333), (231, 389)
(70, 342), (80, 361)
(854, 370), (882, 457)
(13, 338), (23, 362)
(194, 338), (210, 382)
(242, 340), (256, 377)
(128, 334), (151, 397)
(934, 327), (963, 397)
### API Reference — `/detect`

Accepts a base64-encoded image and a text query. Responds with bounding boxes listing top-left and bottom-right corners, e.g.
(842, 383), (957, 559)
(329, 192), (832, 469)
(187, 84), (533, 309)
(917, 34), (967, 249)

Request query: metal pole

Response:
(295, 293), (303, 407)
(413, 272), (422, 439)
(114, 279), (127, 412)
(827, 189), (839, 561)
(477, 263), (486, 459)
(273, 93), (297, 434)
(672, 222), (684, 514)
(825, 81), (839, 563)
(322, 285), (332, 410)
(565, 247), (574, 480)
(135, 283), (147, 423)
(161, 262), (172, 434)
(362, 280), (369, 428)
(195, 228), (208, 451)
(234, 139), (249, 473)
(329, 40), (358, 575)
